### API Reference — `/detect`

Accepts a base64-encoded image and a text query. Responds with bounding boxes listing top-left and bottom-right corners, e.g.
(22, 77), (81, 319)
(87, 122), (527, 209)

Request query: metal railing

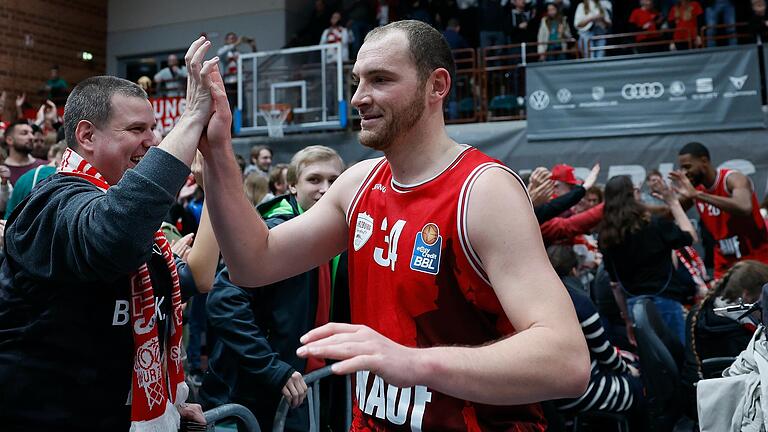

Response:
(272, 365), (351, 432)
(204, 403), (262, 432)
(480, 39), (578, 121)
(700, 22), (751, 47)
(586, 28), (693, 57)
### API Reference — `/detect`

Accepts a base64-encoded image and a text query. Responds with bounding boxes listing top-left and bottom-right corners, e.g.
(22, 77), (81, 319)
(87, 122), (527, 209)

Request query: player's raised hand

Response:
(198, 62), (231, 158)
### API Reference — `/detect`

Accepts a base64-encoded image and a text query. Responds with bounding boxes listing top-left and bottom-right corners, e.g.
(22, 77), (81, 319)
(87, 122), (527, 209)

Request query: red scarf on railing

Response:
(58, 148), (188, 432)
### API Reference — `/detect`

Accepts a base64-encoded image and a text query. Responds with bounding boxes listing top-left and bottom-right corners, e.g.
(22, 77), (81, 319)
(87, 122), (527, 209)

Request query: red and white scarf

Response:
(59, 148), (188, 432)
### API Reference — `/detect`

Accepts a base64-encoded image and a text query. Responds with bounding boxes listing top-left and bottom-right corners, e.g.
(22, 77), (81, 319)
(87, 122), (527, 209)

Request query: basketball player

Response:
(671, 142), (768, 278)
(202, 20), (589, 430)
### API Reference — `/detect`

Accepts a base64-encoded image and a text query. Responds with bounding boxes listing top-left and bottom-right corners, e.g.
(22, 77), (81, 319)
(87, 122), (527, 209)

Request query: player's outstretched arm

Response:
(298, 167), (590, 405)
(203, 122), (374, 286)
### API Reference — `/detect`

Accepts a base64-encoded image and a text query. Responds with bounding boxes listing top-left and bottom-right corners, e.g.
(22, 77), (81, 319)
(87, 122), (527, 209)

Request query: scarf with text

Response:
(58, 148), (187, 432)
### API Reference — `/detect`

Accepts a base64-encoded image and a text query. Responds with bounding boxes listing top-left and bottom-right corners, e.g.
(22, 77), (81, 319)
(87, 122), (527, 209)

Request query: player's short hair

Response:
(679, 142), (710, 160)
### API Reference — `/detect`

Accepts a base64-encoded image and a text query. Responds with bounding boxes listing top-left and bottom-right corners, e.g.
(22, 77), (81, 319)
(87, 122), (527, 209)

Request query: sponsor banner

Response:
(526, 45), (765, 141)
(150, 96), (187, 135)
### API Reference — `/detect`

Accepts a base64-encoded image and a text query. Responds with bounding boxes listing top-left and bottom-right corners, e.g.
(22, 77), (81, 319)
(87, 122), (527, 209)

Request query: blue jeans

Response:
(706, 0), (736, 47)
(627, 295), (686, 345)
(579, 25), (608, 58)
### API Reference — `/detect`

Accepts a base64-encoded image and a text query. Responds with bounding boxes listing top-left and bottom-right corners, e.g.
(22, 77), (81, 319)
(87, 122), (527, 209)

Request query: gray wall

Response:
(107, 0), (296, 75)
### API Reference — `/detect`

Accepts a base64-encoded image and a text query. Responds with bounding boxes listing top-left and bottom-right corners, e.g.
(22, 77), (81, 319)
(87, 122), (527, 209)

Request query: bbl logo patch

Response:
(410, 223), (442, 275)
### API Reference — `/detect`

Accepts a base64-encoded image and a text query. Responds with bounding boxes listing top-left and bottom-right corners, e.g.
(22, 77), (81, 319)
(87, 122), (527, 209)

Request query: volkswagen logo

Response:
(556, 88), (572, 104)
(621, 82), (665, 100)
(529, 90), (550, 111)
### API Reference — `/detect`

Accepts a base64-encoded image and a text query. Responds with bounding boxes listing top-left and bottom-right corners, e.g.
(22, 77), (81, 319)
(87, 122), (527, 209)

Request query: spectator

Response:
(44, 65), (68, 104)
(669, 0), (704, 49)
(4, 141), (66, 218)
(320, 11), (353, 63)
(671, 142), (768, 278)
(268, 163), (290, 197)
(217, 32), (257, 107)
(600, 175), (698, 344)
(34, 99), (61, 136)
(243, 171), (270, 207)
(704, 0), (736, 47)
(2, 121), (47, 185)
(30, 123), (48, 160)
(457, 0), (481, 47)
(443, 17), (470, 49)
(405, 0), (434, 24)
(681, 259), (768, 418)
(510, 0), (536, 45)
(478, 0), (510, 47)
(748, 0), (768, 42)
(244, 145), (272, 177)
(201, 146), (347, 432)
(538, 2), (573, 61)
(551, 163), (581, 198)
(0, 36), (221, 430)
(574, 0), (613, 58)
(154, 54), (188, 97)
(547, 245), (643, 416)
(0, 148), (11, 216)
(346, 0), (375, 59)
(628, 0), (666, 53)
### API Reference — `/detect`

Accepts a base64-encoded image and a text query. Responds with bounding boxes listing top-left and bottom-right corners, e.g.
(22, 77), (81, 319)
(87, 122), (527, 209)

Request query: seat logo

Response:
(528, 90), (550, 111)
(729, 75), (748, 90)
(621, 82), (664, 100)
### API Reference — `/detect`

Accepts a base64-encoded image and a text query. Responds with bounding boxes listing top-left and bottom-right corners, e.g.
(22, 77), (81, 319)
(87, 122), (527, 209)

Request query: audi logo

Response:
(621, 82), (665, 100)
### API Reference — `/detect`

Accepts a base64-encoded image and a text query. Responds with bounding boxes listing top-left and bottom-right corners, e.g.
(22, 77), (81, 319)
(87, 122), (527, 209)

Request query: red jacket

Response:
(541, 203), (604, 245)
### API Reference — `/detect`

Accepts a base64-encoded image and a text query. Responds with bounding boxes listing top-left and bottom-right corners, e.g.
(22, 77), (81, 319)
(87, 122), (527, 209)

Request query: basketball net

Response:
(258, 104), (291, 138)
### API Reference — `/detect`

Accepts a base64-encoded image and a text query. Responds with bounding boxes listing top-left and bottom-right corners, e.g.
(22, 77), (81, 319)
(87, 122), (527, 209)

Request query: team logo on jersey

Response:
(410, 223), (442, 275)
(354, 212), (374, 251)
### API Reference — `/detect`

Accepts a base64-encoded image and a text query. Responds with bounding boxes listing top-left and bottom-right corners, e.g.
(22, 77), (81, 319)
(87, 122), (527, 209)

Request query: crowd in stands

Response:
(302, 0), (763, 60)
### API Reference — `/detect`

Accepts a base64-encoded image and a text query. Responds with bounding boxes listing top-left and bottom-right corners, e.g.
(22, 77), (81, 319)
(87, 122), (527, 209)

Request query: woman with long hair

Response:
(599, 175), (698, 344)
(574, 0), (613, 57)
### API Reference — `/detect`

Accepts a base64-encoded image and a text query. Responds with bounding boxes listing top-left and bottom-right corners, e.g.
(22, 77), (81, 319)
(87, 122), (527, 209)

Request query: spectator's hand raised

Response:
(0, 165), (11, 185)
(529, 180), (555, 207)
(529, 166), (551, 190)
(171, 233), (195, 261)
(582, 163), (600, 190)
(183, 37), (219, 125)
(649, 175), (676, 204)
(15, 93), (25, 108)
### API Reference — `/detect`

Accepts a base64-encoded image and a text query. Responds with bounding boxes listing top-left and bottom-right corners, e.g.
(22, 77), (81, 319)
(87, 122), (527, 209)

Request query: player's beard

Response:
(359, 87), (425, 152)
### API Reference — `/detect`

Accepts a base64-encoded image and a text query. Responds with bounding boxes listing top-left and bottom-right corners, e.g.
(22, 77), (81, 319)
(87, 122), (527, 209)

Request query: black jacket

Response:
(201, 194), (349, 432)
(0, 148), (195, 431)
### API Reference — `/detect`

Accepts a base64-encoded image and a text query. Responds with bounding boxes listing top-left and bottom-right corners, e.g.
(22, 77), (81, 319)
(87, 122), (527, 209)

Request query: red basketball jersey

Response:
(695, 168), (768, 278)
(346, 146), (546, 431)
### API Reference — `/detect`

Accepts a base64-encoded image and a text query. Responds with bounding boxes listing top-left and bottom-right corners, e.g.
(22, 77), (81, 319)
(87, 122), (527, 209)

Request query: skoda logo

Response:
(621, 82), (665, 100)
(669, 81), (686, 97)
(529, 90), (550, 111)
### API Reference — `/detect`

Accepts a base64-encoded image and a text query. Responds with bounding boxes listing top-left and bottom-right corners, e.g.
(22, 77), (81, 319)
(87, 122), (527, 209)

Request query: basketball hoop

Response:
(258, 103), (292, 138)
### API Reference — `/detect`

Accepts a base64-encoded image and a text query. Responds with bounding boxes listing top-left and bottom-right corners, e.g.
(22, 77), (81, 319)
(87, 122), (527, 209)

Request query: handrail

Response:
(481, 39), (579, 66)
(587, 28), (692, 56)
(204, 403), (262, 432)
(272, 365), (337, 432)
(700, 21), (750, 44)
